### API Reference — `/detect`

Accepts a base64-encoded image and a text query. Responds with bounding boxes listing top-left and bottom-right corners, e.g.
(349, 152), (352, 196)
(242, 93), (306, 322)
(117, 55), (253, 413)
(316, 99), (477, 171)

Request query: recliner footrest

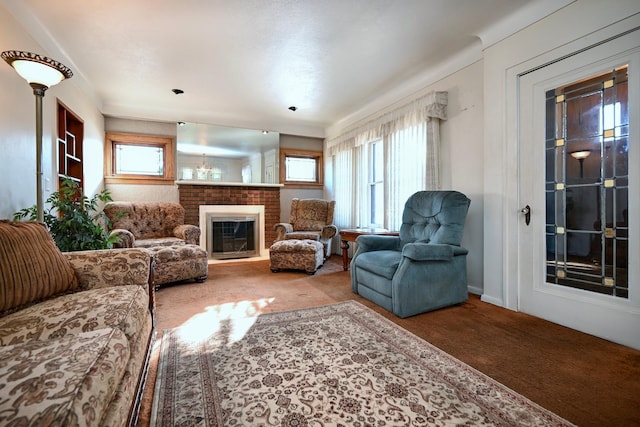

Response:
(145, 244), (208, 286)
(269, 239), (324, 274)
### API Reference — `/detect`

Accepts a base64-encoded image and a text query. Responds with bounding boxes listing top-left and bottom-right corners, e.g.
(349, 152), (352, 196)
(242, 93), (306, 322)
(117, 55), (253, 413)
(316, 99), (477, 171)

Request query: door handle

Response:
(521, 205), (531, 226)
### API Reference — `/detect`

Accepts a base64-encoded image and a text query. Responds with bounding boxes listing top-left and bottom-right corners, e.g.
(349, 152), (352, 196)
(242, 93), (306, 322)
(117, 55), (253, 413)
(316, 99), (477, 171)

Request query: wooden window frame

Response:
(104, 132), (175, 185)
(279, 148), (324, 189)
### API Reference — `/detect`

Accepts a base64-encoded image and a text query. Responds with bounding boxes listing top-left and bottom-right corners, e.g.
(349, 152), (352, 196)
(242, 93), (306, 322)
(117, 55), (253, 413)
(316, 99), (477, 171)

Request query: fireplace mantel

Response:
(176, 180), (283, 188)
(178, 183), (280, 249)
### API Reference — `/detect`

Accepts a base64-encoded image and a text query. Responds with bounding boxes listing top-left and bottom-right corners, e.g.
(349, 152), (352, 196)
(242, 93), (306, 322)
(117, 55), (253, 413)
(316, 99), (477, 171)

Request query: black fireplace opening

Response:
(210, 217), (257, 259)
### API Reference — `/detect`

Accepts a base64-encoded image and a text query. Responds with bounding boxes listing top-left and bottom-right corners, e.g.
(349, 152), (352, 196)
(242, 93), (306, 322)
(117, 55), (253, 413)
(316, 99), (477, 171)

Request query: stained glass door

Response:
(516, 30), (639, 349)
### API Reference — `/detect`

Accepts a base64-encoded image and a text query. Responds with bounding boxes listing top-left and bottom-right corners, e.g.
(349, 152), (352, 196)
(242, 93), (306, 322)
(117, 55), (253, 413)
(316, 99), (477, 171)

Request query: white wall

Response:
(430, 61), (484, 294)
(482, 0), (640, 308)
(0, 6), (105, 219)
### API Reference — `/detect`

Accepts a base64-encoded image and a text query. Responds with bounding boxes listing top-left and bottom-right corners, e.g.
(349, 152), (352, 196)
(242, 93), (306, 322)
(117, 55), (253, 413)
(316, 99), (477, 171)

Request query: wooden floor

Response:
(138, 256), (640, 427)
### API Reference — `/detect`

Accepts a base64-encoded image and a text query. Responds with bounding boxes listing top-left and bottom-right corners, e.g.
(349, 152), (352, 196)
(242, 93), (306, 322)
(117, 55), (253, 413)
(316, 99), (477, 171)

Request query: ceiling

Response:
(3, 0), (570, 137)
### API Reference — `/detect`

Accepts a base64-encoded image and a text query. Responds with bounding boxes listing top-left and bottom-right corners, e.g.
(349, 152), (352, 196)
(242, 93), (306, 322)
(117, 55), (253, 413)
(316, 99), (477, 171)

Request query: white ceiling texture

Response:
(3, 0), (570, 137)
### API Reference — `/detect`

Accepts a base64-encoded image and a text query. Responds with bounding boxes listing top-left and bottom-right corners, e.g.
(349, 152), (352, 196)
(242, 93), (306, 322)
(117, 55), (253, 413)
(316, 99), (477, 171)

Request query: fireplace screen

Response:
(209, 217), (257, 259)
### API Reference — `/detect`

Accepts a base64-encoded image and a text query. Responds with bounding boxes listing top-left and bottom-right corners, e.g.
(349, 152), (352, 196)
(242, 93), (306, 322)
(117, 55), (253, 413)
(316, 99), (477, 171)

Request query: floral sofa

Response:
(104, 201), (200, 248)
(0, 221), (155, 426)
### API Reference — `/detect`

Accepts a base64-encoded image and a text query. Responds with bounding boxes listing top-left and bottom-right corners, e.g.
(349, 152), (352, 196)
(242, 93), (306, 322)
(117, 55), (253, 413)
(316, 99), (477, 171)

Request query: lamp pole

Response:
(33, 84), (46, 222)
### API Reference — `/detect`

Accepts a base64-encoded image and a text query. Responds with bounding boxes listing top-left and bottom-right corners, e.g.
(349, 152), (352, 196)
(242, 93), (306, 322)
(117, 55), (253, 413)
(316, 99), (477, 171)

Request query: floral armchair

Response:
(273, 198), (337, 258)
(104, 201), (200, 248)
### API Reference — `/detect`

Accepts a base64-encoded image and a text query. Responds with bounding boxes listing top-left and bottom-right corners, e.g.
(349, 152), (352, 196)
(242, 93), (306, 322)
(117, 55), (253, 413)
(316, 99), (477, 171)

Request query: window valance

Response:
(325, 91), (447, 156)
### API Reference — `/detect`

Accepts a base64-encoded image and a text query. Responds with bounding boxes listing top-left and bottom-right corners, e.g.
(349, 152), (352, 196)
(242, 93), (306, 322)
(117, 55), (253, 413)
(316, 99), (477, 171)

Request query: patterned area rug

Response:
(151, 301), (574, 426)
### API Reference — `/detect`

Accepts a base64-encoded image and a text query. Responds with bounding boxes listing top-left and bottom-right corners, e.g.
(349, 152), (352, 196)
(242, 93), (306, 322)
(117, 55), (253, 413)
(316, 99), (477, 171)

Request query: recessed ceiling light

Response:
(172, 88), (184, 95)
(262, 130), (269, 134)
(288, 106), (297, 111)
(177, 121), (186, 126)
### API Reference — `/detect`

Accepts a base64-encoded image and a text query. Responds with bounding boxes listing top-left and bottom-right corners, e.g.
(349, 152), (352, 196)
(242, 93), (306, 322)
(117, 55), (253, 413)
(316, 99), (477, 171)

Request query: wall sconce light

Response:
(2, 50), (73, 222)
(570, 150), (591, 178)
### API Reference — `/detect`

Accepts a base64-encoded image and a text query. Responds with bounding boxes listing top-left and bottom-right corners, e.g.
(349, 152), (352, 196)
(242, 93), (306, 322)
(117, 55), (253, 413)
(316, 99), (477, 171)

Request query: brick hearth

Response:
(178, 184), (280, 248)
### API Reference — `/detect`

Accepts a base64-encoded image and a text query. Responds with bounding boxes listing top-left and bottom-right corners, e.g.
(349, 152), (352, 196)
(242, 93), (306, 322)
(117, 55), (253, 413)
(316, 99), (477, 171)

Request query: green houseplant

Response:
(13, 178), (120, 252)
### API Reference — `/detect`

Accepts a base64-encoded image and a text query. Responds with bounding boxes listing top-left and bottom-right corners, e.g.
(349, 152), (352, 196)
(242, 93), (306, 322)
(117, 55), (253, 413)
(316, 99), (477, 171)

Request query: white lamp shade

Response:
(11, 59), (65, 87)
(2, 50), (72, 89)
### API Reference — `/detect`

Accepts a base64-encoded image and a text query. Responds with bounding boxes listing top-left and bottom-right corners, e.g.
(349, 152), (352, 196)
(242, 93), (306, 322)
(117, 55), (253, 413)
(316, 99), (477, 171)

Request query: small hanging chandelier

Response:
(196, 153), (210, 180)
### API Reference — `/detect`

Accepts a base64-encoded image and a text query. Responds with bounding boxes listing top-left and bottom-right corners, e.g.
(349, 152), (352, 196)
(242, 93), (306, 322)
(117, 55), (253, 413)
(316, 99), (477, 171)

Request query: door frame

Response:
(517, 42), (640, 348)
(502, 22), (640, 348)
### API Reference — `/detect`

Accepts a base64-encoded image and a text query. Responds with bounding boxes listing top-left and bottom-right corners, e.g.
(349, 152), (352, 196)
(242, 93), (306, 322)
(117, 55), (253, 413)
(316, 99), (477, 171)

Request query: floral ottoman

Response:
(146, 244), (208, 287)
(269, 239), (324, 274)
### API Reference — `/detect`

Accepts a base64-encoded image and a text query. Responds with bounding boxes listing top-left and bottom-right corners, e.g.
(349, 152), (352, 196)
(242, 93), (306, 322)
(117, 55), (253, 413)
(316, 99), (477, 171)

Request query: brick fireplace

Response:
(178, 183), (281, 248)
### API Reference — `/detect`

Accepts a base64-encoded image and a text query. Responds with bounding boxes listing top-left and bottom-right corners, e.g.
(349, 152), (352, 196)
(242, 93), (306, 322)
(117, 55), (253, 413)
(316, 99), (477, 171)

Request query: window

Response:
(115, 145), (163, 175)
(369, 140), (384, 227)
(105, 132), (175, 184)
(287, 157), (316, 182)
(326, 91), (446, 233)
(279, 148), (323, 188)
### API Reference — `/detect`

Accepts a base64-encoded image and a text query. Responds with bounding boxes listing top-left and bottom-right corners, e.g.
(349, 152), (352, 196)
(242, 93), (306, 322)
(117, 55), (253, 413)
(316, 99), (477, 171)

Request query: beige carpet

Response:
(150, 300), (574, 426)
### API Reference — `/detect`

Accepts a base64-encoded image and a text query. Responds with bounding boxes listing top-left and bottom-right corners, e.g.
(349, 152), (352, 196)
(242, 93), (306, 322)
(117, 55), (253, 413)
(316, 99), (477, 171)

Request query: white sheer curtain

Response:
(385, 122), (428, 229)
(326, 91), (447, 232)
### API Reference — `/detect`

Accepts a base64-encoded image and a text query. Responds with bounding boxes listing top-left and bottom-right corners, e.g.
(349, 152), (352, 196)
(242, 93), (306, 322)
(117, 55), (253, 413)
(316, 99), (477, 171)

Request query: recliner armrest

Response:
(174, 224), (200, 245)
(321, 224), (338, 240)
(273, 222), (293, 241)
(355, 235), (401, 253)
(109, 229), (135, 248)
(402, 243), (468, 261)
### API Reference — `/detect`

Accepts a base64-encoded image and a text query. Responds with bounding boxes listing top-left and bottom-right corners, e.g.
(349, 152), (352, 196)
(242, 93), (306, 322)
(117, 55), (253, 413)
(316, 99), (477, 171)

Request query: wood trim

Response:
(104, 132), (175, 184)
(279, 148), (324, 188)
(104, 177), (176, 185)
(280, 182), (324, 189)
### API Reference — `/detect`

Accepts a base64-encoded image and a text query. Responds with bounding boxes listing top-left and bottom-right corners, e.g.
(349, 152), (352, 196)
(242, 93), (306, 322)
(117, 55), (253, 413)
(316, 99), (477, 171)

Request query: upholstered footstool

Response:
(270, 239), (324, 274)
(146, 244), (208, 288)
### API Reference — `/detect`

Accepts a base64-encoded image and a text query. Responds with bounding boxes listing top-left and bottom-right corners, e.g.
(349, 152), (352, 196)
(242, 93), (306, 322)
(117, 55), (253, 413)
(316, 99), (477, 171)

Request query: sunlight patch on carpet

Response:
(175, 297), (275, 344)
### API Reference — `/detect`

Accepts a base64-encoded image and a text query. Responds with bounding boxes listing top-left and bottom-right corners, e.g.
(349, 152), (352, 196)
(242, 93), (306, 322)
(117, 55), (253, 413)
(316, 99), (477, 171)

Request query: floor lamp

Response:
(2, 50), (73, 223)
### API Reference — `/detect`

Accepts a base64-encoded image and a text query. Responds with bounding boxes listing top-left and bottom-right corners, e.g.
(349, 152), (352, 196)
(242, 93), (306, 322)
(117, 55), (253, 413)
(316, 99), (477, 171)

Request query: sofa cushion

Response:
(100, 314), (153, 427)
(285, 232), (321, 241)
(0, 221), (78, 313)
(354, 250), (403, 280)
(0, 285), (149, 348)
(0, 328), (129, 427)
(133, 237), (185, 248)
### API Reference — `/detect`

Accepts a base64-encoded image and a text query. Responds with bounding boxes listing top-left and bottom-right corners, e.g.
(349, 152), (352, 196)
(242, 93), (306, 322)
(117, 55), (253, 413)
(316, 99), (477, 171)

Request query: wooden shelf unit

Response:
(57, 101), (84, 189)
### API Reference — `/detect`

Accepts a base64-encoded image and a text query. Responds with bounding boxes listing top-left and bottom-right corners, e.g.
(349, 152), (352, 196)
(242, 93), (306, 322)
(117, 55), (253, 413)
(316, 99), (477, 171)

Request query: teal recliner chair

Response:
(351, 191), (471, 318)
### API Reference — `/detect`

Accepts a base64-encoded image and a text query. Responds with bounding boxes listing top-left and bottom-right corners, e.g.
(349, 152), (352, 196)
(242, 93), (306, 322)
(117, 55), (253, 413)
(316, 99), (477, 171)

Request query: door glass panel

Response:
(545, 66), (629, 298)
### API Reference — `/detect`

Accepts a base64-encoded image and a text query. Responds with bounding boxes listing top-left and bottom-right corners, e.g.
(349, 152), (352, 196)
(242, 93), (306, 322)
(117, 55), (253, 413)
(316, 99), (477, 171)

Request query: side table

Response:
(340, 228), (399, 271)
